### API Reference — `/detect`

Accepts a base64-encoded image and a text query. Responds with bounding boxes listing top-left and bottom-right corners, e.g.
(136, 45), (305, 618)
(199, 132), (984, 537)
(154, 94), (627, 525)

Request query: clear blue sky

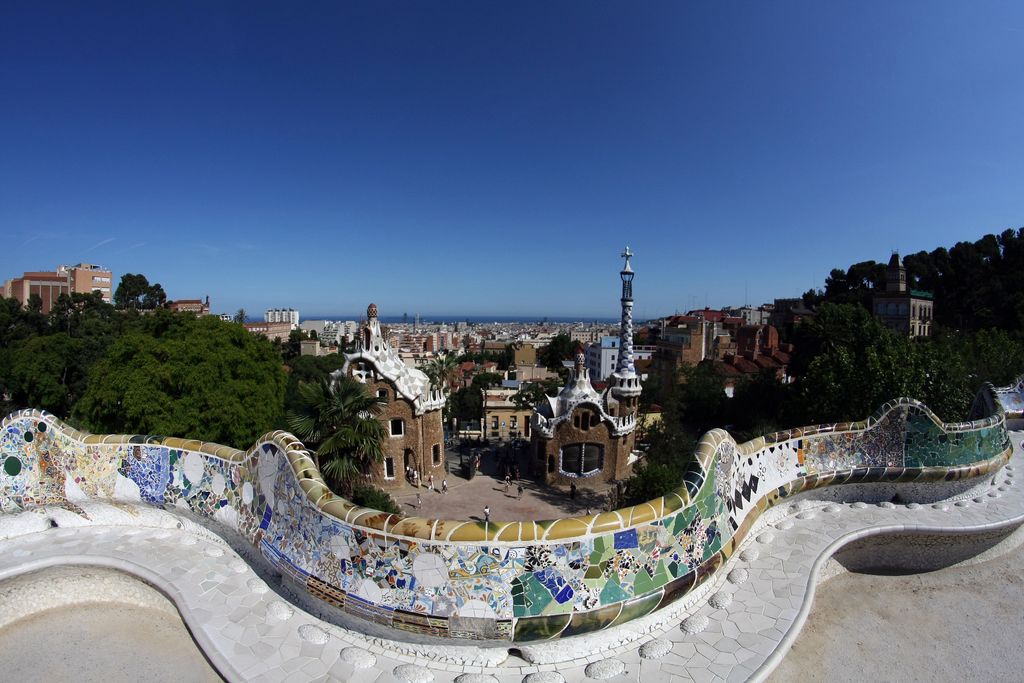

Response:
(2, 2), (1022, 319)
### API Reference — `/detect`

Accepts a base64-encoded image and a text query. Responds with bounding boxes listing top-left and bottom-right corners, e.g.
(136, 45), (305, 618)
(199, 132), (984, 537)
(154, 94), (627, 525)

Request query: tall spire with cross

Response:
(610, 246), (641, 401)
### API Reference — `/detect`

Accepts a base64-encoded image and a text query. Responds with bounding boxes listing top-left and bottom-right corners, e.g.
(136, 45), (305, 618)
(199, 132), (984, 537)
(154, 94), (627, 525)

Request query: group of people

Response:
(406, 468), (449, 494)
(503, 473), (524, 500)
(409, 467), (449, 510)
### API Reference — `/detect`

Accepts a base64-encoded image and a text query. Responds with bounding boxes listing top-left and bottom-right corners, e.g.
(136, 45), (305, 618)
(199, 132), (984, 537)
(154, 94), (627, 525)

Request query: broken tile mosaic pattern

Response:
(0, 379), (1015, 642)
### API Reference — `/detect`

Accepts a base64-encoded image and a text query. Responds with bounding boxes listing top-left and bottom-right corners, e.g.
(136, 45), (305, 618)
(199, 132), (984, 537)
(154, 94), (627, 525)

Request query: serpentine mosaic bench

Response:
(994, 376), (1024, 422)
(0, 379), (1017, 644)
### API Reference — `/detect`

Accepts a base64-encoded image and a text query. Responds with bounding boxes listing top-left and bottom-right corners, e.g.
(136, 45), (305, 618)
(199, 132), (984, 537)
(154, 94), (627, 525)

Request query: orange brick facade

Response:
(358, 377), (445, 491)
(532, 405), (635, 488)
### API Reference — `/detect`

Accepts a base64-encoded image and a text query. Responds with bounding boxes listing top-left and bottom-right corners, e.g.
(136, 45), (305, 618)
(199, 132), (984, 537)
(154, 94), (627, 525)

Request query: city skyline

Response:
(2, 3), (1022, 317)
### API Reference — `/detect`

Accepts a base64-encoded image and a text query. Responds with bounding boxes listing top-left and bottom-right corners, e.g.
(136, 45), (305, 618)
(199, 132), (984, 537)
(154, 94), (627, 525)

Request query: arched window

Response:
(384, 457), (396, 479)
(560, 443), (604, 477)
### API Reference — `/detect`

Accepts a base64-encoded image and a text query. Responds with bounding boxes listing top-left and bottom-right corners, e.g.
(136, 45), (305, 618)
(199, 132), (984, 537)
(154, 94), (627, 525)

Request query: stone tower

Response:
(608, 246), (642, 417)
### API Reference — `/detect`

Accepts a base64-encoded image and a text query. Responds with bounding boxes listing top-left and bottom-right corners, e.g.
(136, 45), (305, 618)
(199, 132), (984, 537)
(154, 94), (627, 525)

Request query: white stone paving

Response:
(0, 431), (1021, 683)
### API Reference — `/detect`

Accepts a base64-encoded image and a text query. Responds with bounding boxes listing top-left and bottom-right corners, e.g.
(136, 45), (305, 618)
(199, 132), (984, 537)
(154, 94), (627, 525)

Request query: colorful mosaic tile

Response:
(0, 381), (1014, 642)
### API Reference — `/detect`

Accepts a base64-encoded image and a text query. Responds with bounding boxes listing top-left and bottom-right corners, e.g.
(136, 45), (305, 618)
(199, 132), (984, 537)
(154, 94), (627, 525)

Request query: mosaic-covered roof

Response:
(338, 303), (444, 415)
(532, 346), (635, 438)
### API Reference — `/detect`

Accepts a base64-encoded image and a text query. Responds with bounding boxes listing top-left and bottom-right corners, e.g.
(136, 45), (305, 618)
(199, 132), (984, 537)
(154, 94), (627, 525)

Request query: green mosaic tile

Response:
(672, 506), (696, 535)
(517, 575), (553, 616)
(599, 579), (630, 604)
(632, 559), (670, 595)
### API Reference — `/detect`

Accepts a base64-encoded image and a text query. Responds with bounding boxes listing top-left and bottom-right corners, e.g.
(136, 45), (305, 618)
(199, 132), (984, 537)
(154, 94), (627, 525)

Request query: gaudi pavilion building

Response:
(333, 304), (446, 491)
(531, 249), (642, 488)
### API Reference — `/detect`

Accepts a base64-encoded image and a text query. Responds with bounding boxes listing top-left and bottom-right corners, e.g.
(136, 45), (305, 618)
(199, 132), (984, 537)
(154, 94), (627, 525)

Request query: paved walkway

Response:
(0, 431), (1020, 682)
(392, 443), (613, 521)
(768, 542), (1024, 682)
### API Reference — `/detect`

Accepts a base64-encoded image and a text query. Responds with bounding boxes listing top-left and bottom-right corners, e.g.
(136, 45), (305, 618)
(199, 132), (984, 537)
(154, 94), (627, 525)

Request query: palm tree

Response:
(286, 375), (388, 494)
(423, 352), (460, 392)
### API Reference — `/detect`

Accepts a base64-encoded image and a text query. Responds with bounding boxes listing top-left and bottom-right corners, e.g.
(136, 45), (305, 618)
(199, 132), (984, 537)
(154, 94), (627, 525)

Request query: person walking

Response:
(504, 474), (511, 494)
(570, 482), (577, 500)
(483, 505), (490, 523)
(416, 492), (422, 508)
(517, 484), (524, 500)
(441, 479), (448, 495)
(428, 474), (434, 492)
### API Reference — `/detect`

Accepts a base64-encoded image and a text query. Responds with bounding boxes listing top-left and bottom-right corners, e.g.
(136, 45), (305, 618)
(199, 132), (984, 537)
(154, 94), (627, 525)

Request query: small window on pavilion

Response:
(560, 443), (604, 478)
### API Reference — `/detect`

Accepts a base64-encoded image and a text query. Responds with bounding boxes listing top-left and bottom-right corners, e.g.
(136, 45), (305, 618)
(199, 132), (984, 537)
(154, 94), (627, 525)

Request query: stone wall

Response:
(363, 378), (445, 490)
(0, 379), (1016, 643)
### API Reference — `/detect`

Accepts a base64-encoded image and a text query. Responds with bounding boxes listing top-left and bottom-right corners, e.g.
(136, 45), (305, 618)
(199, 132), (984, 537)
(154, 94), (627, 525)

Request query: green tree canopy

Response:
(816, 227), (1024, 333)
(511, 378), (561, 411)
(75, 315), (286, 448)
(113, 273), (167, 310)
(7, 333), (86, 418)
(471, 371), (503, 390)
(537, 333), (574, 376)
(283, 354), (346, 421)
(448, 386), (483, 423)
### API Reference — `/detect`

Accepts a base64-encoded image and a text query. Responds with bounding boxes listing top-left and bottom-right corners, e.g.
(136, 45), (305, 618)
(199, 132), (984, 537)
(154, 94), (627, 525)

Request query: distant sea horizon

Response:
(296, 314), (621, 325)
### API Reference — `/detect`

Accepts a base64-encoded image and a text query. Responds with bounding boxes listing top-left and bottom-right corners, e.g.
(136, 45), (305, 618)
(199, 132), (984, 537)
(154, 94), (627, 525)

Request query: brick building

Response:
(483, 383), (532, 441)
(4, 262), (113, 313)
(243, 321), (293, 342)
(335, 304), (446, 492)
(873, 253), (934, 338)
(169, 297), (211, 315)
(531, 249), (642, 488)
(60, 263), (114, 303)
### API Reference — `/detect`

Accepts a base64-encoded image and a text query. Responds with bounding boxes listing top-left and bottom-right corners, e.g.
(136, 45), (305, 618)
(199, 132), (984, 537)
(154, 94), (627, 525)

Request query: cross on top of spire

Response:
(621, 246), (633, 274)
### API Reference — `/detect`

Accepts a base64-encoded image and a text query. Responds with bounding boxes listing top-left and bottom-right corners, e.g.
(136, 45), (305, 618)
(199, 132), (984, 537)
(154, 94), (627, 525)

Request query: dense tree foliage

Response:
(75, 313), (286, 448)
(813, 228), (1024, 333)
(459, 348), (512, 370)
(448, 386), (483, 424)
(902, 229), (1024, 331)
(622, 376), (697, 507)
(350, 483), (401, 514)
(511, 378), (561, 411)
(113, 273), (167, 310)
(283, 354), (346, 420)
(621, 227), (1024, 506)
(1, 293), (130, 421)
(537, 333), (574, 377)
